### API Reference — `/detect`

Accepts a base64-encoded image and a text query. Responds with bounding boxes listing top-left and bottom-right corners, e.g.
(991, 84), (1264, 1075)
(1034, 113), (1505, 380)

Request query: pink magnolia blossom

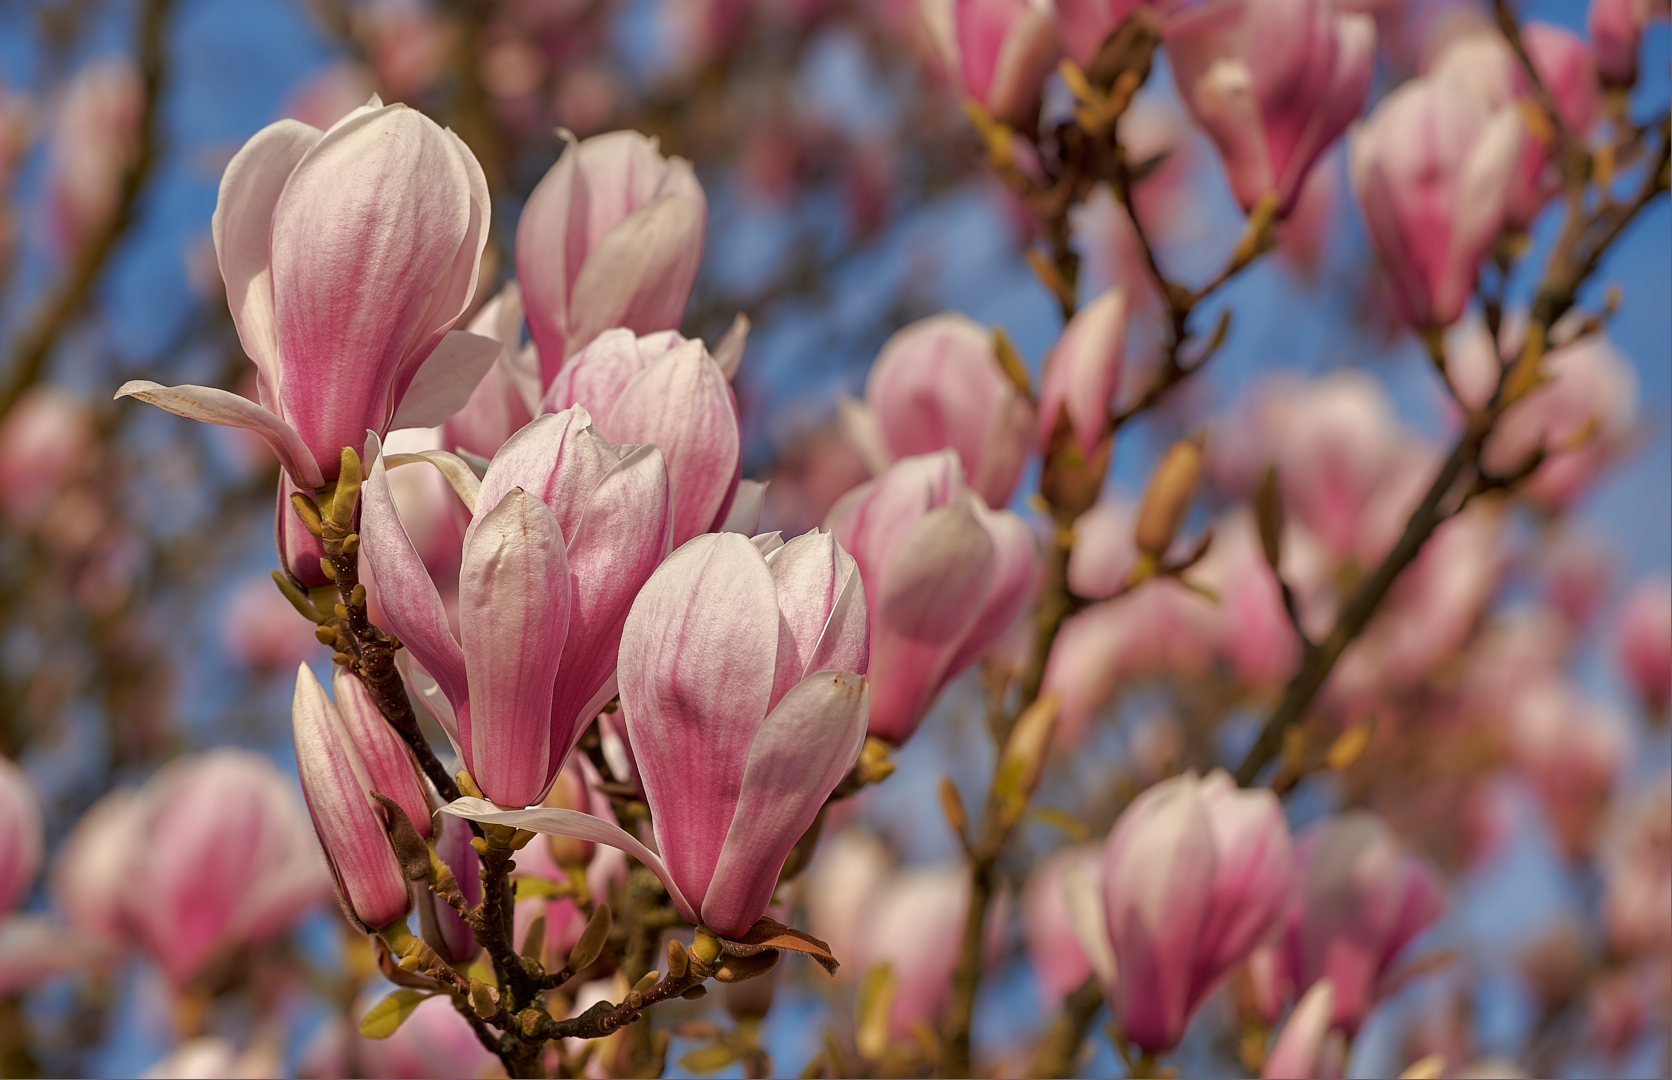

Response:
(0, 756), (41, 914)
(1058, 0), (1150, 67)
(1484, 334), (1637, 508)
(0, 387), (96, 526)
(1262, 978), (1339, 1080)
(299, 991), (499, 1080)
(1600, 773), (1670, 956)
(221, 575), (317, 671)
(826, 450), (1036, 745)
(118, 97), (495, 516)
(543, 328), (741, 545)
(1022, 842), (1104, 1005)
(441, 281), (542, 461)
(1065, 496), (1137, 600)
(1191, 510), (1302, 688)
(1282, 812), (1445, 1034)
(953, 0), (1062, 127)
(840, 312), (1034, 508)
(423, 811), (481, 964)
(1540, 528), (1614, 628)
(1101, 770), (1295, 1052)
(447, 530), (869, 941)
(1037, 287), (1127, 454)
(517, 130), (706, 380)
(293, 665), (415, 931)
(52, 788), (140, 948)
(1427, 22), (1601, 228)
(1504, 677), (1627, 858)
(1168, 0), (1375, 216)
(0, 916), (109, 996)
(1349, 71), (1523, 329)
(1617, 578), (1671, 714)
(122, 750), (330, 984)
(1589, 0), (1669, 86)
(362, 408), (672, 807)
(46, 59), (142, 256)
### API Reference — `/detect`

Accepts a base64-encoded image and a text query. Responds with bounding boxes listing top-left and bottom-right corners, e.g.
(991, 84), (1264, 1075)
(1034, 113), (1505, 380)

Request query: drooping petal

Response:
(360, 434), (468, 713)
(458, 487), (571, 807)
(211, 118), (320, 401)
(440, 799), (697, 924)
(115, 381), (325, 489)
(618, 533), (779, 913)
(604, 340), (740, 546)
(388, 330), (503, 431)
(702, 672), (869, 937)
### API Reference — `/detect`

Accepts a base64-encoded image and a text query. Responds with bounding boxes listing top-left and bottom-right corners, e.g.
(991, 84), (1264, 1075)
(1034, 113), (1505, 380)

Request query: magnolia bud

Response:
(567, 903), (611, 972)
(541, 765), (594, 868)
(1135, 440), (1203, 556)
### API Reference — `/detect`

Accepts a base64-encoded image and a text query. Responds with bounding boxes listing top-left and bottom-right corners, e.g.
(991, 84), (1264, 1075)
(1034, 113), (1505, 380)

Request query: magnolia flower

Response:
(1022, 842), (1104, 1005)
(47, 59), (143, 256)
(1099, 770), (1295, 1052)
(1262, 978), (1341, 1080)
(1617, 578), (1672, 714)
(0, 756), (41, 914)
(543, 328), (741, 546)
(1058, 0), (1153, 68)
(361, 408), (672, 807)
(953, 0), (1062, 127)
(1599, 774), (1671, 956)
(1282, 812), (1445, 1033)
(839, 312), (1034, 509)
(446, 529), (869, 941)
(1169, 0), (1375, 216)
(0, 387), (96, 526)
(1589, 0), (1669, 86)
(1427, 22), (1601, 228)
(517, 130), (706, 380)
(121, 750), (329, 985)
(1350, 72), (1523, 329)
(826, 451), (1036, 745)
(1037, 287), (1127, 455)
(1504, 677), (1627, 858)
(441, 281), (542, 461)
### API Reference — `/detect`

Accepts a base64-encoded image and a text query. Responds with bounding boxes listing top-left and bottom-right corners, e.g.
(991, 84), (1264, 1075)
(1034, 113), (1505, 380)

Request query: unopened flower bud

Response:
(1135, 440), (1203, 556)
(567, 903), (611, 972)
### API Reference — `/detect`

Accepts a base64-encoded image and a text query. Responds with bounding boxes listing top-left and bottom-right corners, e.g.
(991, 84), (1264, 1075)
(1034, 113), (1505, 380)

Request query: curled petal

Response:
(388, 330), (503, 431)
(116, 381), (325, 489)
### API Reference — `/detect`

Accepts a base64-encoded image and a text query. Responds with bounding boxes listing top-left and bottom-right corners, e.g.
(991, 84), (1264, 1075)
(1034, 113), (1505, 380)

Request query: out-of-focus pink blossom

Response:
(543, 329), (741, 546)
(1485, 335), (1637, 507)
(1600, 773), (1670, 956)
(953, 0), (1062, 127)
(142, 1035), (279, 1080)
(125, 749), (331, 984)
(1262, 978), (1339, 1080)
(1022, 842), (1103, 1005)
(0, 916), (110, 995)
(1617, 578), (1671, 714)
(1540, 528), (1614, 628)
(804, 829), (986, 1038)
(1588, 956), (1671, 1058)
(1169, 0), (1375, 216)
(363, 410), (672, 807)
(1043, 579), (1218, 744)
(1191, 510), (1301, 688)
(1102, 770), (1295, 1052)
(1037, 288), (1126, 455)
(1589, 0), (1669, 86)
(1065, 496), (1137, 600)
(517, 130), (705, 380)
(52, 788), (141, 947)
(0, 756), (41, 914)
(841, 312), (1034, 508)
(300, 991), (500, 1079)
(1349, 71), (1523, 328)
(1428, 23), (1601, 228)
(764, 423), (872, 536)
(0, 387), (95, 526)
(449, 530), (870, 941)
(1057, 0), (1149, 67)
(221, 576), (317, 671)
(827, 451), (1035, 745)
(46, 59), (142, 257)
(360, 0), (454, 98)
(1282, 812), (1445, 1034)
(119, 98), (497, 496)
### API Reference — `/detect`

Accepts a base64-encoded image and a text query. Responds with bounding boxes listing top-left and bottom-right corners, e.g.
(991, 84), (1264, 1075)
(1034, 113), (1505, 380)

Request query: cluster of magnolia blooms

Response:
(0, 0), (1656, 1073)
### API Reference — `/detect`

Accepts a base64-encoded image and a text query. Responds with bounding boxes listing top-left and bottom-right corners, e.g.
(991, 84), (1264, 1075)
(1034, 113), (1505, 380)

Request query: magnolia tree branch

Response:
(1234, 113), (1669, 789)
(0, 0), (175, 420)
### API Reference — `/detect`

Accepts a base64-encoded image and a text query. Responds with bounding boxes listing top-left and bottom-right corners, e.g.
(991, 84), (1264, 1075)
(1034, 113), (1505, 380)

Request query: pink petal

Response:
(547, 442), (673, 770)
(115, 381), (325, 489)
(946, 500), (1037, 674)
(713, 313), (749, 380)
(604, 340), (740, 546)
(1262, 978), (1335, 1079)
(1037, 288), (1127, 455)
(762, 530), (869, 708)
(568, 196), (706, 355)
(517, 129), (586, 380)
(331, 665), (434, 838)
(618, 533), (778, 914)
(458, 488), (571, 807)
(210, 118), (320, 403)
(701, 671), (868, 937)
(360, 434), (468, 714)
(478, 407), (617, 546)
(440, 798), (697, 925)
(542, 327), (660, 419)
(719, 479), (767, 535)
(389, 330), (503, 431)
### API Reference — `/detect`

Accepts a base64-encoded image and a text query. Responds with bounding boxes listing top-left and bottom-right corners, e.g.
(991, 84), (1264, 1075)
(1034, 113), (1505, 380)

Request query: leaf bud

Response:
(1135, 439), (1203, 556)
